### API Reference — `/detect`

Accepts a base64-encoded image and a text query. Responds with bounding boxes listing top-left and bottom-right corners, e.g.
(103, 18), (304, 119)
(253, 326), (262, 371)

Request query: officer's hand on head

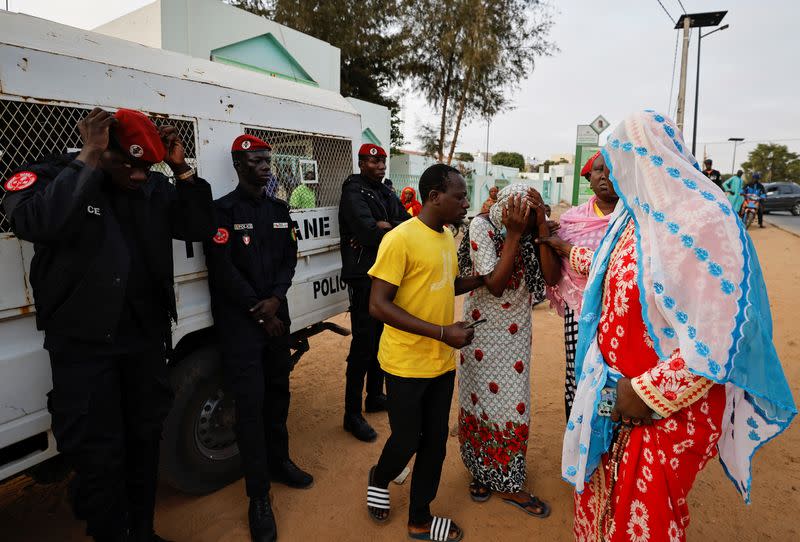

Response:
(77, 108), (116, 166)
(261, 316), (285, 337)
(250, 298), (280, 321)
(157, 125), (189, 174)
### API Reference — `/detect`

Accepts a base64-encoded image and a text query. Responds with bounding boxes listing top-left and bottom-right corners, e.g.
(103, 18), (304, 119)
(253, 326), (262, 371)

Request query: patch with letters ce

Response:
(234, 223), (253, 230)
(4, 171), (38, 192)
(273, 222), (288, 229)
(212, 227), (229, 244)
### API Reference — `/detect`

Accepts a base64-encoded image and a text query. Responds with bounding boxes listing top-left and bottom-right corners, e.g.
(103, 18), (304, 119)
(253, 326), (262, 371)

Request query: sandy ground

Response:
(1, 224), (799, 542)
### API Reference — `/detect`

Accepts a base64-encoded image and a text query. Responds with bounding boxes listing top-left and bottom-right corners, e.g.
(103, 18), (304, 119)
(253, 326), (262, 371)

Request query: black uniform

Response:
(204, 186), (297, 498)
(1, 153), (215, 541)
(338, 174), (408, 415)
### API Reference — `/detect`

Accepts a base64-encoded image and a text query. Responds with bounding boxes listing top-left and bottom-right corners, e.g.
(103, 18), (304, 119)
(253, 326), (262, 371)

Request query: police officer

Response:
(1, 108), (216, 542)
(338, 143), (409, 442)
(204, 135), (313, 542)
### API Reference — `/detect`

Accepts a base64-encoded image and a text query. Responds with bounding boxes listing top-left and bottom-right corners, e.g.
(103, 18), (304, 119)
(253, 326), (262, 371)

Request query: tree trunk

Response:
(437, 54), (456, 162)
(447, 65), (473, 165)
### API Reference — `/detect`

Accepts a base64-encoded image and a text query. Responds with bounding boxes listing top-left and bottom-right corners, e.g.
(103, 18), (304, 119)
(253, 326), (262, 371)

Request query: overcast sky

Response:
(7, 0), (799, 172)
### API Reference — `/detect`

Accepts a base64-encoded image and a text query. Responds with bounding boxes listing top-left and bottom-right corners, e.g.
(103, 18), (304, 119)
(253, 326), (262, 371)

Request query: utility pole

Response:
(675, 17), (692, 131)
(729, 137), (744, 174)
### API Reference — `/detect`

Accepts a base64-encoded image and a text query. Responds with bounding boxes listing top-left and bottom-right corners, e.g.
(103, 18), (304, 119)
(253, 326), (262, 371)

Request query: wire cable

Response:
(675, 0), (687, 15)
(668, 30), (680, 116)
(656, 0), (676, 24)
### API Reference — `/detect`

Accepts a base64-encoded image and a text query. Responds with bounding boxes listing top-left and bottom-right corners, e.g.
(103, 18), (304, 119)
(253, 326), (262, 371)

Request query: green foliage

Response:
(455, 152), (475, 162)
(491, 151), (525, 170)
(741, 143), (800, 182)
(226, 0), (407, 149)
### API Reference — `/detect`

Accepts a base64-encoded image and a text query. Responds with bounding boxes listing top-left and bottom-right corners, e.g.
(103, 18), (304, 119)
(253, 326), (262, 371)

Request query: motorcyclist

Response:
(742, 172), (767, 228)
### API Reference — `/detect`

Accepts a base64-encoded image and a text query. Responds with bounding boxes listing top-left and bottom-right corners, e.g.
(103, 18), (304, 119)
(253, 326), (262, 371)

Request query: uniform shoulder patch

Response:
(4, 171), (38, 192)
(212, 227), (230, 244)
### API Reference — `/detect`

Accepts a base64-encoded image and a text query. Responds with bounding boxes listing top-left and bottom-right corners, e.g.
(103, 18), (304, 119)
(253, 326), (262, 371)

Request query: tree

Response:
(400, 0), (555, 164)
(226, 0), (407, 149)
(491, 151), (525, 170)
(455, 152), (475, 162)
(741, 143), (800, 182)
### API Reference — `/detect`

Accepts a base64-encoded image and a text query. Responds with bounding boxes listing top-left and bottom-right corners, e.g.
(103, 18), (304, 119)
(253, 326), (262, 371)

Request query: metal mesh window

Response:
(245, 127), (352, 209)
(0, 99), (197, 233)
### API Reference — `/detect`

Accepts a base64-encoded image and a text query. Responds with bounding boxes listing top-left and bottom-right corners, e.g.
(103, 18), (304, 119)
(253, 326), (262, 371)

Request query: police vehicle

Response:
(0, 12), (357, 494)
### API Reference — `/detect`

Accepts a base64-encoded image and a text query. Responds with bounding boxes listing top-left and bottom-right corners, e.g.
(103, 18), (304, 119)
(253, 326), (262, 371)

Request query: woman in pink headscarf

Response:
(541, 151), (618, 419)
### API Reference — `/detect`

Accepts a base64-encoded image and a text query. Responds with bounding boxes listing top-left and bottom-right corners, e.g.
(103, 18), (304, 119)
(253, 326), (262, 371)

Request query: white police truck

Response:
(0, 12), (355, 494)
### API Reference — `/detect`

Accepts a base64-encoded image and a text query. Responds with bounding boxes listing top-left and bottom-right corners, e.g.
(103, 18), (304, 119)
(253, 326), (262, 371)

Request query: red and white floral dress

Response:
(458, 216), (533, 493)
(572, 220), (727, 542)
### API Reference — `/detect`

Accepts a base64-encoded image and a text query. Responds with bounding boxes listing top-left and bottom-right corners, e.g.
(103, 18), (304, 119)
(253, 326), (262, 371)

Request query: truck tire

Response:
(159, 346), (242, 495)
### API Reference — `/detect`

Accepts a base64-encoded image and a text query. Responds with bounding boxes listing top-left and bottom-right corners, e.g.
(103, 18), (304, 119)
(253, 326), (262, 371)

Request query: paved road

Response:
(765, 211), (800, 236)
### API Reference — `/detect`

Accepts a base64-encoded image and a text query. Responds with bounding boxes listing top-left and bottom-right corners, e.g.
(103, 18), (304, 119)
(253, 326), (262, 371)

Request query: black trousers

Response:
(345, 278), (385, 414)
(47, 347), (172, 541)
(373, 371), (455, 524)
(223, 336), (291, 498)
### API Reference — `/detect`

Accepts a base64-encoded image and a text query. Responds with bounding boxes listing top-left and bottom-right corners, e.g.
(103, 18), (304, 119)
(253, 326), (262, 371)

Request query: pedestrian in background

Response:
(722, 169), (745, 214)
(480, 185), (499, 214)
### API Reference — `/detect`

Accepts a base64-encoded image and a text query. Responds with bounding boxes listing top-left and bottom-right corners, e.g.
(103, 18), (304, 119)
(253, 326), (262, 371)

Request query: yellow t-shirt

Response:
(368, 217), (458, 378)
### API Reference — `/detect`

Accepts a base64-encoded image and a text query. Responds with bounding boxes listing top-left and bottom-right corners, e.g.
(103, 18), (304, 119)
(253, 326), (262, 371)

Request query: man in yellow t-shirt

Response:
(365, 164), (485, 542)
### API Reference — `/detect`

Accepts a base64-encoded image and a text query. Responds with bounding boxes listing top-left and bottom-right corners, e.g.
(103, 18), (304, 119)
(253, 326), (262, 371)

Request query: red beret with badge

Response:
(231, 134), (271, 152)
(112, 108), (167, 164)
(358, 143), (386, 158)
(580, 150), (602, 177)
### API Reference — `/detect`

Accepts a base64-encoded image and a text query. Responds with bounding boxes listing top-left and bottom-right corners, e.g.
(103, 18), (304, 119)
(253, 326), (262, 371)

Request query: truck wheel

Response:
(159, 346), (241, 495)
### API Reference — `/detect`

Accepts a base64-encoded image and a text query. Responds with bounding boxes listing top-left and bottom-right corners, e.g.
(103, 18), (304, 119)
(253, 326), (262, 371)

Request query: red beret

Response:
(113, 109), (166, 164)
(358, 143), (386, 158)
(232, 134), (271, 152)
(580, 151), (601, 177)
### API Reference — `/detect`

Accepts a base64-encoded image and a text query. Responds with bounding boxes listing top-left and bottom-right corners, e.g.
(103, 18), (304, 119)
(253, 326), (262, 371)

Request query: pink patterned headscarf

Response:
(545, 195), (613, 316)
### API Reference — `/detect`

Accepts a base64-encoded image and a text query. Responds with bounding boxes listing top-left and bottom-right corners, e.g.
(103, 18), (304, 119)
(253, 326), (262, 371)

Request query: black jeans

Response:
(47, 347), (172, 541)
(223, 336), (291, 498)
(345, 279), (385, 414)
(373, 371), (455, 524)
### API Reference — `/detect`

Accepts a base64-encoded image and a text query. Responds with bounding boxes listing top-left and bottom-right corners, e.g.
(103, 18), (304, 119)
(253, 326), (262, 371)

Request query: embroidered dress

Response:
(573, 220), (725, 541)
(457, 184), (545, 493)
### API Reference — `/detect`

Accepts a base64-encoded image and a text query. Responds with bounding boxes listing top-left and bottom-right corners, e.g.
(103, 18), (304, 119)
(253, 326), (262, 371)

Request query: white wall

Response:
(95, 0), (341, 92)
(94, 1), (162, 48)
(160, 0), (341, 92)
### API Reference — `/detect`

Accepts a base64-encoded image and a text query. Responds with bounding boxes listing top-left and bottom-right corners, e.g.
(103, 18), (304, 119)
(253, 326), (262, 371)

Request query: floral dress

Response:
(572, 220), (726, 542)
(457, 216), (542, 493)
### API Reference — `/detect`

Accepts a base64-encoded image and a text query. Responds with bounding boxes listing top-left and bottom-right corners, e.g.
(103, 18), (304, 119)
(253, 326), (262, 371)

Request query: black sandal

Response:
(367, 465), (390, 523)
(501, 493), (551, 518)
(469, 480), (491, 502)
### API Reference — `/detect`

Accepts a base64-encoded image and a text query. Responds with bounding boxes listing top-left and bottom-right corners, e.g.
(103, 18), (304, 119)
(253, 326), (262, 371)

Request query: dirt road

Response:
(2, 225), (799, 542)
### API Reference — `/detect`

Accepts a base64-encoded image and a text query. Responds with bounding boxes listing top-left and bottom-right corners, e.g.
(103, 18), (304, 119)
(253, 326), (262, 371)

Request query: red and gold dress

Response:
(571, 220), (727, 542)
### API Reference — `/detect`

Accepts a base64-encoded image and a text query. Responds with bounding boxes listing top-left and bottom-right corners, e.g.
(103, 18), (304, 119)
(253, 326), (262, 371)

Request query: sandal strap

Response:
(367, 486), (390, 509)
(430, 516), (452, 541)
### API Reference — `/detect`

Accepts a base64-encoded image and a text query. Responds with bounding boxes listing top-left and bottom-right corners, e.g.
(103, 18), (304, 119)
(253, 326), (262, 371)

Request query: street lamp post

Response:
(728, 137), (744, 174)
(674, 11), (728, 156)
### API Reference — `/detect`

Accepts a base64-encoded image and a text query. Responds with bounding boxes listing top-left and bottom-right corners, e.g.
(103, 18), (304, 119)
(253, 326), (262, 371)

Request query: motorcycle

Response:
(740, 193), (761, 230)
